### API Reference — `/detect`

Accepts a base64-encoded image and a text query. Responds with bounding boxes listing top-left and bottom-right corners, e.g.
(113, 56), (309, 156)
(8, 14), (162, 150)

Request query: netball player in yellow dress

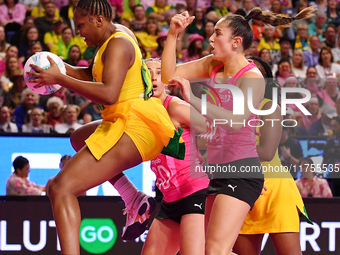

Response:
(28, 0), (183, 253)
(233, 57), (311, 255)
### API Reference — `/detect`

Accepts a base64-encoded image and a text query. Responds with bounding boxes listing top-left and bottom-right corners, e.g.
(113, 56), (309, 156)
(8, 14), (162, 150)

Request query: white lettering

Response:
(23, 220), (46, 252)
(300, 222), (321, 251)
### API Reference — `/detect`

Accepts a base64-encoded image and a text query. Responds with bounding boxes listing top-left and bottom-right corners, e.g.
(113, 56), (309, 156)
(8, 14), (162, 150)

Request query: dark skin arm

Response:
(257, 101), (283, 162)
(28, 36), (134, 105)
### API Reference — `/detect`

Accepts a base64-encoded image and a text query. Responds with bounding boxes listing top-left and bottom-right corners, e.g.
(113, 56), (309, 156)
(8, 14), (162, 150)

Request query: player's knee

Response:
(205, 238), (232, 255)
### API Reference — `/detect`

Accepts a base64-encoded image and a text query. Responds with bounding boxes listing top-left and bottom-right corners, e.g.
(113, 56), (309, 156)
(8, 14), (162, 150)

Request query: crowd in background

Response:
(0, 0), (340, 196)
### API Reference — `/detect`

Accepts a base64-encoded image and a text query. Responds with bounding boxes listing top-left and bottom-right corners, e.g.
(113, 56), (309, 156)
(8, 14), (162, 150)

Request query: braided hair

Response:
(249, 56), (281, 103)
(76, 0), (113, 21)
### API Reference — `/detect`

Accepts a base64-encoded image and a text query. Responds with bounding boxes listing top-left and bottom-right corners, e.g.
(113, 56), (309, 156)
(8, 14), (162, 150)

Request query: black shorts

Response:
(155, 189), (207, 224)
(207, 178), (264, 210)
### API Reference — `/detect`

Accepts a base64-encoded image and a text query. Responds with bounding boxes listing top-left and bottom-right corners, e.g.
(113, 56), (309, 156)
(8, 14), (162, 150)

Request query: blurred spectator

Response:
(18, 26), (40, 64)
(259, 49), (273, 67)
(6, 156), (45, 196)
(60, 0), (78, 36)
(295, 157), (333, 197)
(54, 104), (82, 133)
(121, 0), (140, 22)
(28, 40), (43, 56)
(326, 0), (340, 28)
(279, 126), (303, 179)
(308, 103), (338, 135)
(181, 33), (203, 63)
(0, 55), (22, 95)
(244, 39), (259, 59)
(22, 106), (53, 133)
(151, 31), (166, 58)
(309, 0), (328, 13)
(270, 0), (285, 37)
(0, 25), (10, 60)
(337, 97), (340, 114)
(44, 96), (63, 128)
(292, 0), (310, 34)
(186, 6), (205, 36)
(331, 36), (340, 64)
(251, 19), (264, 41)
(284, 75), (304, 115)
(291, 49), (308, 82)
(241, 0), (254, 15)
(11, 87), (42, 131)
(31, 0), (60, 19)
(272, 35), (293, 66)
(9, 16), (34, 49)
(301, 66), (321, 97)
(20, 0), (39, 15)
(257, 25), (280, 57)
(34, 1), (58, 44)
(145, 0), (176, 24)
(316, 46), (340, 79)
(296, 97), (320, 133)
(294, 22), (310, 52)
(50, 26), (77, 59)
(275, 59), (292, 86)
(304, 36), (320, 68)
(109, 0), (123, 18)
(120, 18), (131, 29)
(316, 73), (340, 107)
(83, 102), (102, 124)
(135, 17), (160, 58)
(320, 24), (337, 49)
(0, 105), (18, 132)
(185, 0), (196, 16)
(64, 44), (80, 66)
(130, 4), (147, 32)
(2, 68), (26, 111)
(0, 0), (26, 41)
(205, 0), (228, 23)
(202, 20), (214, 49)
(307, 10), (326, 42)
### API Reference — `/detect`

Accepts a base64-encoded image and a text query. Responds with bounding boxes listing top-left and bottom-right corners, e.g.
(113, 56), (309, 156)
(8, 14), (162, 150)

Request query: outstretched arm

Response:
(167, 77), (207, 134)
(175, 70), (265, 132)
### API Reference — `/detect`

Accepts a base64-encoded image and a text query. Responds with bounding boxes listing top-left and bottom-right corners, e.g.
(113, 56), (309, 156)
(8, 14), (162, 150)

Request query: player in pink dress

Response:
(161, 7), (315, 254)
(142, 58), (209, 255)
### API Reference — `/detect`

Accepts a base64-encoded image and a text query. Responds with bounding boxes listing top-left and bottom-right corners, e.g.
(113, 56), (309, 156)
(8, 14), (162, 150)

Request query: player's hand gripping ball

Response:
(23, 51), (66, 95)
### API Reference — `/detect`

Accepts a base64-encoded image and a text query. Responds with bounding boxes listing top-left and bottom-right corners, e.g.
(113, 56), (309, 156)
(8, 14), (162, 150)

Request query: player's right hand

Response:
(168, 11), (195, 36)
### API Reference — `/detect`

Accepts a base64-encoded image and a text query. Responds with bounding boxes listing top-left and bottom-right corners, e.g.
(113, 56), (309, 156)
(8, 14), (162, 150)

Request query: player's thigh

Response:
(50, 133), (142, 196)
(70, 120), (102, 151)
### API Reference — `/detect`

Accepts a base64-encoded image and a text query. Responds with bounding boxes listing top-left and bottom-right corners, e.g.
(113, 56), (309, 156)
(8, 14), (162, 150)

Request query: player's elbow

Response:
(260, 152), (275, 162)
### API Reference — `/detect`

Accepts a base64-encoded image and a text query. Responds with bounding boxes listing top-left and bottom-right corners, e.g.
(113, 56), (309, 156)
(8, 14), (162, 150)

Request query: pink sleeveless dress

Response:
(200, 61), (260, 165)
(150, 96), (209, 203)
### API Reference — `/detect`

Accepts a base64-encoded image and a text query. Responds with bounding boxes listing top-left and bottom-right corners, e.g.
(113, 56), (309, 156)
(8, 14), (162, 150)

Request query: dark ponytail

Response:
(245, 6), (315, 27)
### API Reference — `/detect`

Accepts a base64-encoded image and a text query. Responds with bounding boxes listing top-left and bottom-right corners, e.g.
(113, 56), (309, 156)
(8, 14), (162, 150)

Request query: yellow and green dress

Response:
(240, 98), (311, 234)
(85, 31), (184, 162)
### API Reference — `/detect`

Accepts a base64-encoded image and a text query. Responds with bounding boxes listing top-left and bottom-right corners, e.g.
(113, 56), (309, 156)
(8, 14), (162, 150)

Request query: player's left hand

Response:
(27, 55), (62, 87)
